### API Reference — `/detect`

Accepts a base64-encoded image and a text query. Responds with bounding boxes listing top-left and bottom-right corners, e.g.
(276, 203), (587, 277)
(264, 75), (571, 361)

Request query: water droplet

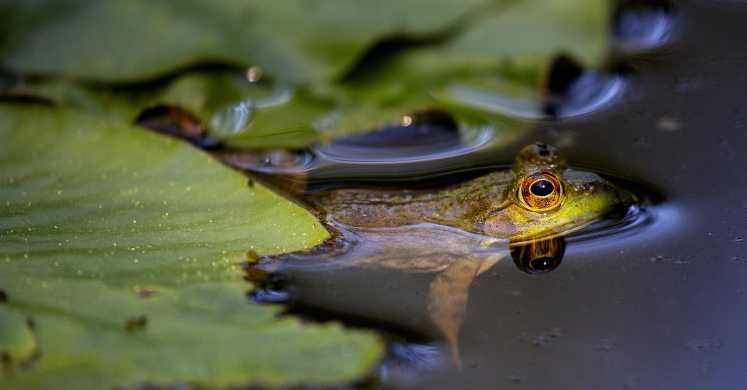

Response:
(247, 66), (262, 82)
(211, 100), (253, 136)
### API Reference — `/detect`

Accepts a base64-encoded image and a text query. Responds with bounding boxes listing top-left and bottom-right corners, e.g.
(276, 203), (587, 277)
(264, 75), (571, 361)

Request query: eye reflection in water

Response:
(511, 236), (566, 275)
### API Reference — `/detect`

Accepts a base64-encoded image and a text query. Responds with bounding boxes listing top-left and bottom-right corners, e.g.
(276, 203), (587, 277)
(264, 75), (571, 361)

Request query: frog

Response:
(224, 141), (634, 367)
(300, 141), (628, 244)
(139, 108), (636, 367)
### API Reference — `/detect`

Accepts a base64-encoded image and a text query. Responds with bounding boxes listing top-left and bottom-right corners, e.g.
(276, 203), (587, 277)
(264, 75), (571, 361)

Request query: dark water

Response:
(223, 1), (747, 389)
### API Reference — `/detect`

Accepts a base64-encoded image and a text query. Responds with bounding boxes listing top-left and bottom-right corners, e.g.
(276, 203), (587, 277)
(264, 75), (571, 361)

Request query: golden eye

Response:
(519, 172), (563, 211)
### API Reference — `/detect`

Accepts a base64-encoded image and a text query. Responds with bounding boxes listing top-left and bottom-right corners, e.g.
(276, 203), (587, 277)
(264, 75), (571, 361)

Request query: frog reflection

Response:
(247, 235), (566, 369)
(142, 112), (634, 367)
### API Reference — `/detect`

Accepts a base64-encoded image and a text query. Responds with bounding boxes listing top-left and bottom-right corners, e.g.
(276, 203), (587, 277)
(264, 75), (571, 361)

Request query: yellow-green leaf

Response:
(0, 104), (383, 389)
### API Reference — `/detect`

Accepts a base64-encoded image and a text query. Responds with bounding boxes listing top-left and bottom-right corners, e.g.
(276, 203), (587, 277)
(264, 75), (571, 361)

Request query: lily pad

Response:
(152, 0), (610, 147)
(1, 0), (610, 149)
(0, 0), (486, 83)
(158, 73), (333, 149)
(0, 104), (383, 389)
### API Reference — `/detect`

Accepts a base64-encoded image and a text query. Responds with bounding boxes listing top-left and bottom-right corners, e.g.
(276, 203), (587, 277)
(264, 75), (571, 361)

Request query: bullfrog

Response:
(140, 109), (636, 367)
(301, 141), (628, 243)
(226, 141), (634, 367)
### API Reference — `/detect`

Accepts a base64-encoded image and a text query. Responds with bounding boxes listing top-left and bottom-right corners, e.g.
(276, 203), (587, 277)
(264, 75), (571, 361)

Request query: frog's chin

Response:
(508, 196), (640, 245)
(507, 221), (591, 247)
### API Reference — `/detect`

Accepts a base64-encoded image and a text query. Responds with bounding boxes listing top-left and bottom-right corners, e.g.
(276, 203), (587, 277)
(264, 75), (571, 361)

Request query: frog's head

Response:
(484, 143), (633, 243)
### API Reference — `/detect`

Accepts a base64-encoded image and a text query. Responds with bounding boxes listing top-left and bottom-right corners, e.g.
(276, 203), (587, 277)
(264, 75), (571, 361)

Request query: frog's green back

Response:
(311, 143), (630, 242)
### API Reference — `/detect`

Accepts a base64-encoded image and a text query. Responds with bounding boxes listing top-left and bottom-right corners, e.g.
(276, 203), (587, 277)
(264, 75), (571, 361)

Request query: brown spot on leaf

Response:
(1, 353), (11, 376)
(136, 288), (157, 298)
(126, 316), (148, 331)
(135, 105), (220, 149)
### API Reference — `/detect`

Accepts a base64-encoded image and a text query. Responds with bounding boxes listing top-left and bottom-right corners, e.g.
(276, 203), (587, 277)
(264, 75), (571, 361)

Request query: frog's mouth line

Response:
(508, 222), (590, 247)
(507, 200), (651, 247)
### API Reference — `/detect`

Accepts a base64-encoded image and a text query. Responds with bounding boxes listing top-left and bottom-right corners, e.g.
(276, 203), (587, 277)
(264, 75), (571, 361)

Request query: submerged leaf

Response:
(0, 105), (383, 389)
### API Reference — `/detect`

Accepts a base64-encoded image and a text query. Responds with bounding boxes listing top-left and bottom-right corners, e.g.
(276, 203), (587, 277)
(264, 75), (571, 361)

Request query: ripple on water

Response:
(613, 0), (675, 52)
(442, 72), (626, 122)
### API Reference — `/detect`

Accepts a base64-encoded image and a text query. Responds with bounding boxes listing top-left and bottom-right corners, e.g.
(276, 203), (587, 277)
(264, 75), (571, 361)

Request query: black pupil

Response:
(530, 179), (554, 197)
(529, 257), (556, 271)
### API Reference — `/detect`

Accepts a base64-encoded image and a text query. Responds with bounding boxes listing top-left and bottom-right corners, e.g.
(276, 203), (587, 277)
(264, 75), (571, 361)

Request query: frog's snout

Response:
(511, 236), (566, 275)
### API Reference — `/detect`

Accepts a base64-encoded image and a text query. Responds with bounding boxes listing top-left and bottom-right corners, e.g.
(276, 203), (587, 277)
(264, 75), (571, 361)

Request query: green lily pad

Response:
(0, 0), (486, 83)
(1, 0), (609, 148)
(0, 104), (383, 389)
(145, 0), (610, 147)
(0, 307), (38, 374)
(158, 73), (333, 149)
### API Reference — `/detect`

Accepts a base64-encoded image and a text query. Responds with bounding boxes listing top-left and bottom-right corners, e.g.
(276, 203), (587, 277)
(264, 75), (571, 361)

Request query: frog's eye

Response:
(518, 172), (563, 211)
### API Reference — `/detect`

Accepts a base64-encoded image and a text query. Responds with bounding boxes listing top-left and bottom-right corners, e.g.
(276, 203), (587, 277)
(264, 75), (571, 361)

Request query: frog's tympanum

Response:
(143, 113), (635, 368)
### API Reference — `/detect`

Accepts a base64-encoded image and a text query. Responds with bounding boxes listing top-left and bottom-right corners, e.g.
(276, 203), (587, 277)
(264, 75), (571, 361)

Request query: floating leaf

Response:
(0, 105), (383, 389)
(0, 0), (611, 148)
(0, 0), (487, 83)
